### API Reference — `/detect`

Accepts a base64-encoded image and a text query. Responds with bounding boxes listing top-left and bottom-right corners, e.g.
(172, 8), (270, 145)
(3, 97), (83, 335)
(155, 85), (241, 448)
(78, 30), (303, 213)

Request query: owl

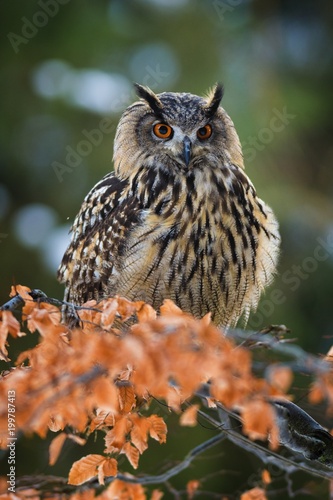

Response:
(58, 83), (280, 328)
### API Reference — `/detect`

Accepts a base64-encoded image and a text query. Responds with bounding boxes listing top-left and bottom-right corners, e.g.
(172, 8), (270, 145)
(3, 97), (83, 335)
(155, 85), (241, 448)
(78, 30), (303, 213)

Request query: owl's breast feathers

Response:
(58, 163), (280, 327)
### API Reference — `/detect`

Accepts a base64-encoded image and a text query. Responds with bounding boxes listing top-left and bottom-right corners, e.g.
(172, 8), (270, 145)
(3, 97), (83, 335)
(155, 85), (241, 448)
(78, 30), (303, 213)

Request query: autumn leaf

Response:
(97, 457), (118, 485)
(49, 432), (67, 466)
(68, 454), (105, 485)
(261, 469), (271, 485)
(240, 487), (267, 500)
(0, 310), (25, 361)
(241, 400), (279, 449)
(106, 479), (146, 500)
(147, 415), (167, 444)
(118, 385), (136, 413)
(268, 365), (293, 392)
(187, 479), (200, 498)
(180, 405), (199, 427)
(121, 441), (140, 469)
(104, 416), (132, 453)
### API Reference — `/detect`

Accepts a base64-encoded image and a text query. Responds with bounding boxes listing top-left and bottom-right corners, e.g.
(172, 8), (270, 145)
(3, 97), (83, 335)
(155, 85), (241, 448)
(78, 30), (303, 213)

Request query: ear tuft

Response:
(205, 83), (224, 118)
(134, 83), (164, 118)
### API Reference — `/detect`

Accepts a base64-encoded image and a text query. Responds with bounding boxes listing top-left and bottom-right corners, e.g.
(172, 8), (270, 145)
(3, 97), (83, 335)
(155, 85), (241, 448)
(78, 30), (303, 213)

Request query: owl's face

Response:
(113, 84), (244, 179)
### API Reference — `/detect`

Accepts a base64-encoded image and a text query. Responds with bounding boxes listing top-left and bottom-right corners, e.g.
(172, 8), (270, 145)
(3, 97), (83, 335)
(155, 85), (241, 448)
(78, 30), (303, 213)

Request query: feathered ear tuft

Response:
(134, 83), (164, 118)
(205, 83), (224, 118)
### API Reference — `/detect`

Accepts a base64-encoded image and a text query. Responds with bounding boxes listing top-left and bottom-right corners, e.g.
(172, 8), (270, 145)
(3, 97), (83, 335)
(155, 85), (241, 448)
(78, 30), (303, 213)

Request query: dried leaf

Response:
(121, 441), (140, 469)
(97, 457), (117, 485)
(147, 415), (167, 444)
(151, 490), (164, 500)
(187, 480), (200, 499)
(242, 400), (278, 448)
(268, 366), (293, 392)
(261, 469), (271, 485)
(118, 385), (136, 413)
(180, 405), (199, 427)
(49, 432), (67, 466)
(240, 487), (267, 500)
(106, 479), (146, 500)
(68, 454), (105, 485)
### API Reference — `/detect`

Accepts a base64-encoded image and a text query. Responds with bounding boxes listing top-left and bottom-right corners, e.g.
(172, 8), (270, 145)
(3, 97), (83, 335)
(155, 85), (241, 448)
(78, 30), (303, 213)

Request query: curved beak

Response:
(183, 136), (192, 166)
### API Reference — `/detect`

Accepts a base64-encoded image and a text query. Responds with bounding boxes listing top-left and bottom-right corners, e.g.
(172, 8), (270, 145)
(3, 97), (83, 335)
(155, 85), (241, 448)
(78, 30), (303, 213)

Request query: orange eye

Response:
(153, 123), (173, 139)
(197, 124), (212, 140)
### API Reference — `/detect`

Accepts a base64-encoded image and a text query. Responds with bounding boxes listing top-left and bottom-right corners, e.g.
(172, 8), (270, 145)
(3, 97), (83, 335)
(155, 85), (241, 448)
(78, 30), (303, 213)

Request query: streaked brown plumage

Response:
(58, 84), (280, 327)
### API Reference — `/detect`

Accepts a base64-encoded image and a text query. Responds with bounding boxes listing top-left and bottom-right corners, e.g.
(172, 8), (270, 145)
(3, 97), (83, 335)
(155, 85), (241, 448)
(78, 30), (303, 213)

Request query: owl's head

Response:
(113, 84), (244, 179)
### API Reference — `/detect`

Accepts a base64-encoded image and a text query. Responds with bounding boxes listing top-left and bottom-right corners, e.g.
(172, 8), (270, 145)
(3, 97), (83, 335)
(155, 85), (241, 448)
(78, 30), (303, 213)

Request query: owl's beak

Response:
(183, 136), (192, 166)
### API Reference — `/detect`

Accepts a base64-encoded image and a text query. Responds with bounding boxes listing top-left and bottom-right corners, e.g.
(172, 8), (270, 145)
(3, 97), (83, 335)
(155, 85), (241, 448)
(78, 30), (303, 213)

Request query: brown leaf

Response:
(151, 490), (164, 500)
(49, 432), (67, 466)
(130, 415), (150, 454)
(187, 480), (200, 499)
(136, 303), (157, 323)
(0, 311), (25, 361)
(104, 416), (131, 453)
(121, 441), (140, 469)
(106, 479), (146, 500)
(180, 405), (199, 427)
(261, 469), (271, 485)
(68, 454), (105, 485)
(118, 385), (136, 413)
(240, 487), (267, 500)
(242, 400), (279, 448)
(147, 415), (167, 444)
(97, 457), (118, 485)
(268, 366), (293, 392)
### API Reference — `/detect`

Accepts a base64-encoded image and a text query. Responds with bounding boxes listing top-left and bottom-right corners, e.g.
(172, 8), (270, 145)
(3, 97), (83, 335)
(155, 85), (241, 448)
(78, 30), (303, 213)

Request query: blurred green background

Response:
(1, 0), (333, 497)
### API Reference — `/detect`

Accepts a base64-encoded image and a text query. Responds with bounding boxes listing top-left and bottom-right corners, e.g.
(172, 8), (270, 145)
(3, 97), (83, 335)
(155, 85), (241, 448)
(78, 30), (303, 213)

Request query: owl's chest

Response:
(117, 188), (246, 289)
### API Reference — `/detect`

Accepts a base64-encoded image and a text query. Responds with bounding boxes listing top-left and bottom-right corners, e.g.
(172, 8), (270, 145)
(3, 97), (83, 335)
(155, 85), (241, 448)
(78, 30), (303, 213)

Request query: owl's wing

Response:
(57, 172), (141, 307)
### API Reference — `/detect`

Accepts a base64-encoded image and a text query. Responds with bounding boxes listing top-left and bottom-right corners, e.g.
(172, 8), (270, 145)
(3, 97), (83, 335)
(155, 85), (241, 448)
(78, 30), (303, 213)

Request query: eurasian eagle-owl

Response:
(58, 84), (280, 327)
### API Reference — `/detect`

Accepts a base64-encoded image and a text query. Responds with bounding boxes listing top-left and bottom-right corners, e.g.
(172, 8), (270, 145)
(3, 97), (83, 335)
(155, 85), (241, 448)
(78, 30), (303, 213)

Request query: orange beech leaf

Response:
(90, 410), (115, 432)
(116, 297), (144, 321)
(261, 469), (271, 485)
(118, 385), (136, 413)
(240, 487), (267, 500)
(121, 441), (140, 469)
(68, 454), (105, 485)
(151, 490), (164, 500)
(147, 415), (167, 444)
(308, 381), (324, 405)
(106, 479), (146, 500)
(48, 414), (66, 432)
(160, 299), (184, 317)
(136, 303), (157, 323)
(88, 377), (118, 412)
(268, 365), (293, 392)
(97, 457), (118, 485)
(0, 311), (25, 361)
(241, 400), (279, 449)
(104, 416), (132, 453)
(180, 405), (199, 427)
(49, 432), (67, 466)
(187, 479), (200, 498)
(130, 415), (150, 454)
(100, 298), (119, 330)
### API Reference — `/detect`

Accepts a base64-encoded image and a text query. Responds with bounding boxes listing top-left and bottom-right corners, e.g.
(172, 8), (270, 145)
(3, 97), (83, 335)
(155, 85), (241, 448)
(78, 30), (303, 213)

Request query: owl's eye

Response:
(197, 124), (212, 140)
(153, 123), (173, 140)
